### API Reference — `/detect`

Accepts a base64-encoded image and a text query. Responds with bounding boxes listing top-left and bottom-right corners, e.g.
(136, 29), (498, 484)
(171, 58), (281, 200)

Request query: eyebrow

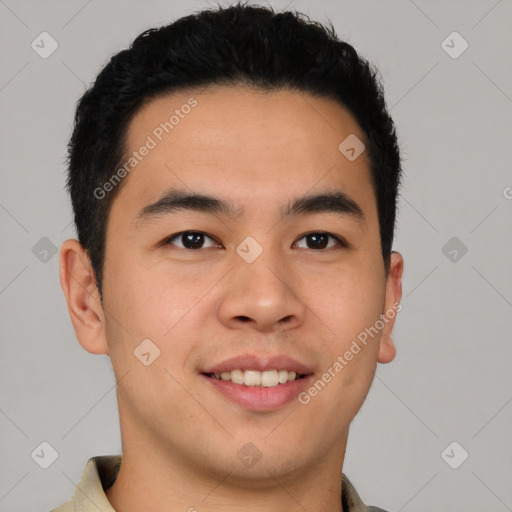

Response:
(134, 187), (366, 226)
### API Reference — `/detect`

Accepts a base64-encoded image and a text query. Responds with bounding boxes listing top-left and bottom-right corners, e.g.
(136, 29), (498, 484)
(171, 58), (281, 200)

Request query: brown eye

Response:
(165, 231), (220, 250)
(294, 232), (346, 250)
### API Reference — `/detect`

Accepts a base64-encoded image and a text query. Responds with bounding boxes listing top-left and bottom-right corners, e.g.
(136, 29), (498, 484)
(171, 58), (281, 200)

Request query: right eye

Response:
(163, 231), (222, 250)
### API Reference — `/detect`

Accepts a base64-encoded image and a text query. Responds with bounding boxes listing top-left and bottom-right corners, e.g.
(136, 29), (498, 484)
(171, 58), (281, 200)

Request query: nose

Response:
(217, 248), (306, 333)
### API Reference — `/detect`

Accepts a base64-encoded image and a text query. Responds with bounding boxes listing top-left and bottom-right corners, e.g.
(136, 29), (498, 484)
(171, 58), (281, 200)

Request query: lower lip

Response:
(201, 374), (313, 411)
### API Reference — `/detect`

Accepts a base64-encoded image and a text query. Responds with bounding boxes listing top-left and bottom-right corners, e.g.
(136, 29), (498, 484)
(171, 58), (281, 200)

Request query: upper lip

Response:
(202, 353), (314, 375)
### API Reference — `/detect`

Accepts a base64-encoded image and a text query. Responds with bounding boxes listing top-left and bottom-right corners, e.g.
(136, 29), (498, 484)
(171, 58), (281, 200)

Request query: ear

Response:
(377, 251), (404, 364)
(59, 239), (109, 355)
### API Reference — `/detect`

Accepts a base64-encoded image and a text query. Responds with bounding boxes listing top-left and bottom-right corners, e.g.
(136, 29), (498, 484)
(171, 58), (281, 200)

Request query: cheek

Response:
(299, 276), (382, 427)
(103, 253), (216, 359)
(312, 264), (385, 347)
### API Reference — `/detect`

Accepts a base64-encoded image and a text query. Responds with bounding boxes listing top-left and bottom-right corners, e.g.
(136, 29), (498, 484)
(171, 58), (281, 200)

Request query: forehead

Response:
(112, 85), (376, 227)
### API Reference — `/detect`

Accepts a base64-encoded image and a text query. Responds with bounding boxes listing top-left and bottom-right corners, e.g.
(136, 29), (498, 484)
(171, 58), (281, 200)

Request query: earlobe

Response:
(59, 239), (109, 355)
(377, 335), (396, 364)
(377, 251), (404, 364)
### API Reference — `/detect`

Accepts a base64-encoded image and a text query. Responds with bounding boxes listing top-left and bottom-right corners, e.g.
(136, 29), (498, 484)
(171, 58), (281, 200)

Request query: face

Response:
(62, 85), (402, 484)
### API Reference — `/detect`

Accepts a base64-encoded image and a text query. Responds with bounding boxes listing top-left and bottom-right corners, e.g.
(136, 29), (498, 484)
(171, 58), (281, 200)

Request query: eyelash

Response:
(163, 231), (348, 251)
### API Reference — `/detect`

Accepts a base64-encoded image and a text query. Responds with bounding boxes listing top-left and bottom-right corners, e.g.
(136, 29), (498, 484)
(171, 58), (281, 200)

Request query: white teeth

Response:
(278, 370), (289, 384)
(231, 369), (244, 385)
(260, 370), (279, 387)
(243, 370), (261, 386)
(209, 369), (302, 387)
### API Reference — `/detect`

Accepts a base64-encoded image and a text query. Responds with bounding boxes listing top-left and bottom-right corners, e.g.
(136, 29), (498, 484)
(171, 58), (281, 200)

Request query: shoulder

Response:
(48, 454), (121, 512)
(368, 507), (391, 512)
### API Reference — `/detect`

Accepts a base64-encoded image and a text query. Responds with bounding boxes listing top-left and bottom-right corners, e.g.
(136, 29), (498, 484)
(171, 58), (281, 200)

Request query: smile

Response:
(205, 369), (306, 387)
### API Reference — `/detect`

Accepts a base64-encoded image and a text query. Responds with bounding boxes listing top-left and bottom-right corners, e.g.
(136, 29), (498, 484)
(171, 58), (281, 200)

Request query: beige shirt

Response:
(50, 455), (388, 512)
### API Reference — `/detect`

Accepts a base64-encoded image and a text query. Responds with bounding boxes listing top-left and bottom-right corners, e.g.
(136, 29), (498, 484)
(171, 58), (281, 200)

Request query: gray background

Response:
(1, 0), (511, 511)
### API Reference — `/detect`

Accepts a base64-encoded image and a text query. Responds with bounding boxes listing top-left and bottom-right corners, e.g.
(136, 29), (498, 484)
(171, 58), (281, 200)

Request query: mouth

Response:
(203, 369), (308, 387)
(200, 354), (314, 411)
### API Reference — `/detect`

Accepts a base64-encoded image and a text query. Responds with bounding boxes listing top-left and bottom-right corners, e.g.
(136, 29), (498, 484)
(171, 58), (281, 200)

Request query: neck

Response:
(105, 418), (349, 512)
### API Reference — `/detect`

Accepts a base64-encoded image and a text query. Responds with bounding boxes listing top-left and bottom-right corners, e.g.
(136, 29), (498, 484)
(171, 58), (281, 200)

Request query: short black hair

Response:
(65, 1), (403, 302)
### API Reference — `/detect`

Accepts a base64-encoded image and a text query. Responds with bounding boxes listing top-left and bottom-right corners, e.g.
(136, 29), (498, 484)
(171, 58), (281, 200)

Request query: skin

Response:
(60, 85), (403, 512)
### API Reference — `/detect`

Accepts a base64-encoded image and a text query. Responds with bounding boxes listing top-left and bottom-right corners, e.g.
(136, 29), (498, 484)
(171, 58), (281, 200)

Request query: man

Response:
(55, 3), (403, 511)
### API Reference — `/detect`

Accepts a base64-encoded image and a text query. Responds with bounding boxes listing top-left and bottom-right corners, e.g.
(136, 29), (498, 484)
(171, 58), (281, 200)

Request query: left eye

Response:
(294, 232), (346, 250)
(164, 231), (346, 250)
